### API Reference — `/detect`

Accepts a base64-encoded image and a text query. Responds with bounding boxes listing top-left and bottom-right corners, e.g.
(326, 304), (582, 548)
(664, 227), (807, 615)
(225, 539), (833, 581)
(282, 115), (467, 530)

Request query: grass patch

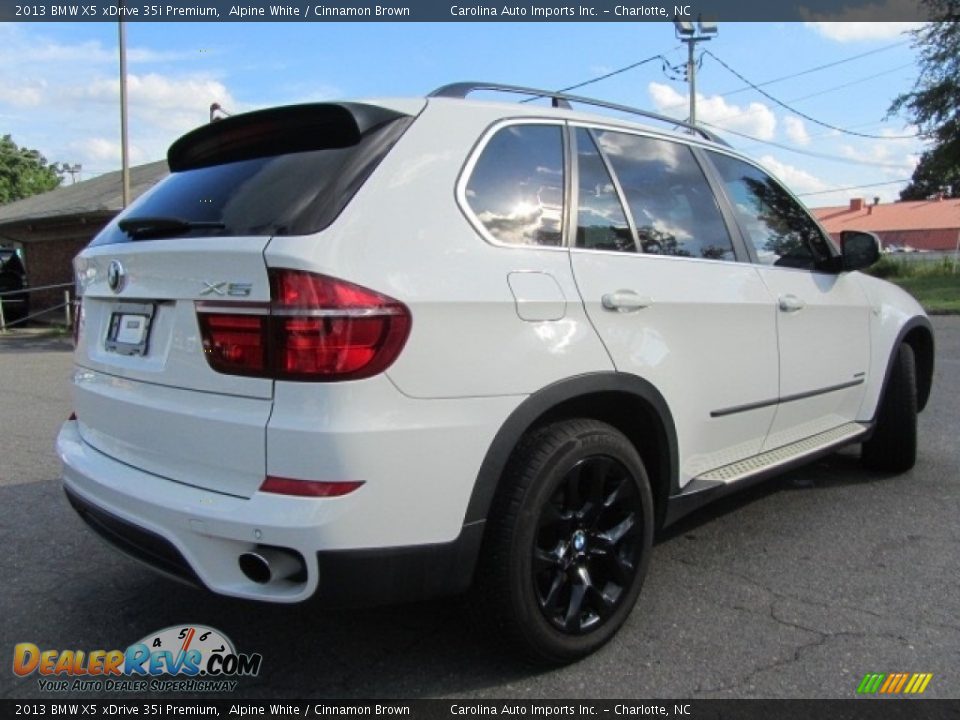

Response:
(889, 274), (960, 313)
(866, 255), (957, 279)
(864, 255), (960, 313)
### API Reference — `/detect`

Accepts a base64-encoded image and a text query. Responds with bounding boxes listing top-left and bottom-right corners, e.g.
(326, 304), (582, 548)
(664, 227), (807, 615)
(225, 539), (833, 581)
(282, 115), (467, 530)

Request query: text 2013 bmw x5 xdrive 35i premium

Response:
(58, 83), (934, 663)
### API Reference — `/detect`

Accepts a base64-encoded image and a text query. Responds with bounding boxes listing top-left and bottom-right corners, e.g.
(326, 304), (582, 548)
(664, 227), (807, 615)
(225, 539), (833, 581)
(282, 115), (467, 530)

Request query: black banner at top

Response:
(0, 0), (939, 22)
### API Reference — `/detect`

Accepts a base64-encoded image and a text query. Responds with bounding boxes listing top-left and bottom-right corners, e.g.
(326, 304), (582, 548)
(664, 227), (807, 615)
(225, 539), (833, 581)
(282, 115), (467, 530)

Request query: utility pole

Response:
(119, 12), (130, 207)
(674, 18), (718, 127)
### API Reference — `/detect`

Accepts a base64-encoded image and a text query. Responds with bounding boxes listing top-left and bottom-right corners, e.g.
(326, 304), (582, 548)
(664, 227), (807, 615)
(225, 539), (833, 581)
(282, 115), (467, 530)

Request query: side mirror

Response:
(840, 230), (880, 272)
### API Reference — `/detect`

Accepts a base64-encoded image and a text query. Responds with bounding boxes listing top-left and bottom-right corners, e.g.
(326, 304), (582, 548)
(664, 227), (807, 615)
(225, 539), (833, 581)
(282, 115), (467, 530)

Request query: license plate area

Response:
(105, 302), (155, 356)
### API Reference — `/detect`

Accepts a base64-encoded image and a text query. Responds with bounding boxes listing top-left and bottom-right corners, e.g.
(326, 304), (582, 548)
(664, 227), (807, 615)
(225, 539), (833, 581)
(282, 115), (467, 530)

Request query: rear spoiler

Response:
(168, 103), (410, 172)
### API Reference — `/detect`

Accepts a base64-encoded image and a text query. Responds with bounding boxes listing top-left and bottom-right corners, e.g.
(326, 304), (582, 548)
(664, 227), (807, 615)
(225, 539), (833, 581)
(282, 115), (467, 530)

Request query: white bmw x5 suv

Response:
(58, 83), (934, 663)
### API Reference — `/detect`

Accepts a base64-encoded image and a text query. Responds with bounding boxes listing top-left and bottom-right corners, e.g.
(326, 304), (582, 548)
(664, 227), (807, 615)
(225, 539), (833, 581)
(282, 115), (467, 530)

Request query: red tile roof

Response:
(812, 197), (960, 233)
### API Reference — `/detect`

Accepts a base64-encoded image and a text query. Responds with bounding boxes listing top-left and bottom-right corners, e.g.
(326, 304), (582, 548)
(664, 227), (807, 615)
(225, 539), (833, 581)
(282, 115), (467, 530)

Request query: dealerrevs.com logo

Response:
(13, 625), (262, 693)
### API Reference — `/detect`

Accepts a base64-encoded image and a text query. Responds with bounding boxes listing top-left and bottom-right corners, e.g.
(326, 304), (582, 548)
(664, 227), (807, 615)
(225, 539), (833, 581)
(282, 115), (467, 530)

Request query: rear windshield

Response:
(92, 104), (413, 246)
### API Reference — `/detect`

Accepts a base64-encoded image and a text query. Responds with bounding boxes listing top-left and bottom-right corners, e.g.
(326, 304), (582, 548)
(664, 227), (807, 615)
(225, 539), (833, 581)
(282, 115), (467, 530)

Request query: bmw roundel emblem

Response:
(107, 260), (125, 294)
(572, 530), (587, 553)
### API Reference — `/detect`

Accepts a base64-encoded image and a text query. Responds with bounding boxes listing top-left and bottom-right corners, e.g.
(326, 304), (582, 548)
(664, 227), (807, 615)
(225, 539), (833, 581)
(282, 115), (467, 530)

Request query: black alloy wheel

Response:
(532, 455), (643, 634)
(475, 418), (654, 664)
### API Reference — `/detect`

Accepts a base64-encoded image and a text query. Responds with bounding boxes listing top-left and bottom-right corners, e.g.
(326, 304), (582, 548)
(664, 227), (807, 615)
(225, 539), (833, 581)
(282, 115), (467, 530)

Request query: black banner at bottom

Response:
(2, 700), (959, 720)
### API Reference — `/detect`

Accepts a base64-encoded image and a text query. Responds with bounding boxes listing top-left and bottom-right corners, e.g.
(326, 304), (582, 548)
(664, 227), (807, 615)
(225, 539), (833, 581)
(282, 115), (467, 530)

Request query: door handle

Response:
(778, 294), (806, 313)
(601, 290), (653, 312)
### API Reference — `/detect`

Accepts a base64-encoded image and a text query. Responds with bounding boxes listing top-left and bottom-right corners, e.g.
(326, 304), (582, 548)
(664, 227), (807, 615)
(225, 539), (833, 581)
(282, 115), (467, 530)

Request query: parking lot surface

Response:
(1, 319), (958, 699)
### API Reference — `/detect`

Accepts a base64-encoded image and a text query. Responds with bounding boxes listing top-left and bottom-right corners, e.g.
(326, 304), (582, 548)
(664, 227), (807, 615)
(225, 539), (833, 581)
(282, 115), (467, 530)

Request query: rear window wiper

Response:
(117, 216), (226, 239)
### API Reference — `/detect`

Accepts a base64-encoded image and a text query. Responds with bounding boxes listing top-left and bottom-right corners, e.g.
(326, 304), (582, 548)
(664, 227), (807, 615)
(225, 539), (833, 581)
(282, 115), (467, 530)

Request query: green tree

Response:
(0, 134), (64, 205)
(899, 148), (960, 200)
(889, 0), (960, 200)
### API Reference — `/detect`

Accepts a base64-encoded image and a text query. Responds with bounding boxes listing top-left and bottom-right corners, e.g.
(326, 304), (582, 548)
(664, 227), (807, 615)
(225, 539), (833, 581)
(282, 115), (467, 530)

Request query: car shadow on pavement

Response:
(1, 447), (925, 701)
(1, 479), (546, 701)
(657, 447), (901, 544)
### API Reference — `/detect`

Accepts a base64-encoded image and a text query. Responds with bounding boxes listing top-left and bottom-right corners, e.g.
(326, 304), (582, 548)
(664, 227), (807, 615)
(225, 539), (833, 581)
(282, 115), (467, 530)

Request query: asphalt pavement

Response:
(1, 320), (958, 699)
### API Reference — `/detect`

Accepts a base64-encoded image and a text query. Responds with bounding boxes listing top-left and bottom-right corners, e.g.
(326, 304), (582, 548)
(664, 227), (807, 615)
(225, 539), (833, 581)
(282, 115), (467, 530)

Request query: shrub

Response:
(868, 256), (908, 278)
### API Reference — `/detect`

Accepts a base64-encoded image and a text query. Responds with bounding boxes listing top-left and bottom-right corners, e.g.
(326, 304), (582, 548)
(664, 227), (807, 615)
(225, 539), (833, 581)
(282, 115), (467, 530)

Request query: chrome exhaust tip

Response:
(238, 547), (303, 584)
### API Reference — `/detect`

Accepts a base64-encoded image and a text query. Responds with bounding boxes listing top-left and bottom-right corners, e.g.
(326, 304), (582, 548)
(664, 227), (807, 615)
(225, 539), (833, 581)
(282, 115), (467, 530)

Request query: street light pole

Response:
(687, 38), (697, 126)
(119, 15), (130, 208)
(674, 18), (718, 128)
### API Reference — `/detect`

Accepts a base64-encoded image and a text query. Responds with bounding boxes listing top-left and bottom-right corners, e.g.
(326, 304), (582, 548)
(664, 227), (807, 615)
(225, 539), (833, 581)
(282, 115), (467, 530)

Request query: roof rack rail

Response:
(429, 82), (729, 147)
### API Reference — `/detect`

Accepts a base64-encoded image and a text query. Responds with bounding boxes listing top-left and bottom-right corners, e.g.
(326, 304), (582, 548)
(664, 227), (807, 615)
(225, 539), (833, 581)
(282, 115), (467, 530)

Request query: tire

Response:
(475, 418), (654, 665)
(862, 343), (918, 473)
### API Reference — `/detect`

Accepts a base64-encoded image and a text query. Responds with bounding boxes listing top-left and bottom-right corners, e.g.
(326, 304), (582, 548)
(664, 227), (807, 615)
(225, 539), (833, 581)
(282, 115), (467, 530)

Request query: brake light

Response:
(196, 270), (411, 381)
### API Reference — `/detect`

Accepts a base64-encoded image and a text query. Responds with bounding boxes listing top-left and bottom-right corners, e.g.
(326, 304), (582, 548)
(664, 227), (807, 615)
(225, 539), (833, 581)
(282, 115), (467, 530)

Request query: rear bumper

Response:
(63, 476), (484, 606)
(60, 420), (323, 602)
(57, 380), (517, 603)
(64, 484), (204, 589)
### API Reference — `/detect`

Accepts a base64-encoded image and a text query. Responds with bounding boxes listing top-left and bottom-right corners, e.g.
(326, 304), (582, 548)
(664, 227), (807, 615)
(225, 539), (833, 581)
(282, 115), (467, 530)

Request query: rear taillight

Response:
(196, 270), (410, 381)
(197, 312), (267, 375)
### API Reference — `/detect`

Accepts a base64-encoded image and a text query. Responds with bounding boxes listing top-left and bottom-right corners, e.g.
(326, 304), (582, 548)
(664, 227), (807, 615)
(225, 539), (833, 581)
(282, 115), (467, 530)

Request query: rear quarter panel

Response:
(264, 99), (614, 399)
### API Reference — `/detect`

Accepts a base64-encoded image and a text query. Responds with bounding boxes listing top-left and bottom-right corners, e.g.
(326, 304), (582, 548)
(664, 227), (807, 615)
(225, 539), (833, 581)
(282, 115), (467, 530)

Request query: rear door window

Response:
(465, 124), (564, 247)
(594, 130), (735, 260)
(574, 128), (635, 253)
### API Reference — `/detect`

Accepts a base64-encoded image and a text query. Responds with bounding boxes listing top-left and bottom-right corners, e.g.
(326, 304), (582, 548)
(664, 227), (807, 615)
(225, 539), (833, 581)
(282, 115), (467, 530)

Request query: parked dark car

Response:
(0, 248), (30, 325)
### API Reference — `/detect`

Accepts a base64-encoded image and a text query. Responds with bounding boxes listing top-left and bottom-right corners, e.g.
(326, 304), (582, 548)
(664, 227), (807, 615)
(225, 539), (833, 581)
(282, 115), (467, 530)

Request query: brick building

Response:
(812, 196), (960, 253)
(0, 161), (168, 318)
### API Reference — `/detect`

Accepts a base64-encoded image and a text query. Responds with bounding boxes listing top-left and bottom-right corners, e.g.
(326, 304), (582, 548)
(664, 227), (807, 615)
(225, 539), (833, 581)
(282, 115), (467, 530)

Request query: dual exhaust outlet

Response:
(238, 546), (305, 585)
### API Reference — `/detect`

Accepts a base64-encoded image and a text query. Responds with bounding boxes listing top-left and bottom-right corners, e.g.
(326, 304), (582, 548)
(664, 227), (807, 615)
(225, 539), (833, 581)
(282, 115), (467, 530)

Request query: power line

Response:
(711, 40), (911, 101)
(797, 179), (912, 197)
(515, 43), (917, 150)
(784, 62), (915, 106)
(703, 49), (923, 140)
(654, 39), (911, 114)
(691, 61), (921, 152)
(519, 49), (680, 103)
(736, 116), (921, 154)
(698, 120), (916, 169)
(667, 61), (919, 144)
(726, 62), (917, 125)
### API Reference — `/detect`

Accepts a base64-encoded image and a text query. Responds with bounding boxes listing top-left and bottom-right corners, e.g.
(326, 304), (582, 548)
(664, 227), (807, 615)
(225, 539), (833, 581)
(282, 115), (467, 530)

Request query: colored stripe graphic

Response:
(857, 673), (885, 694)
(858, 672), (933, 694)
(908, 673), (933, 694)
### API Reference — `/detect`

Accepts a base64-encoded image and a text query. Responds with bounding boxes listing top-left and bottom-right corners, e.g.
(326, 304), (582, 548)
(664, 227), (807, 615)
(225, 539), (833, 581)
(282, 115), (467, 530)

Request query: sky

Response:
(0, 20), (928, 209)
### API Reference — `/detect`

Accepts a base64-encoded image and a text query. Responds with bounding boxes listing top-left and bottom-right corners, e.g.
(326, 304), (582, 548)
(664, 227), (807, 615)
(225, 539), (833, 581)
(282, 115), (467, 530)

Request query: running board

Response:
(664, 422), (870, 526)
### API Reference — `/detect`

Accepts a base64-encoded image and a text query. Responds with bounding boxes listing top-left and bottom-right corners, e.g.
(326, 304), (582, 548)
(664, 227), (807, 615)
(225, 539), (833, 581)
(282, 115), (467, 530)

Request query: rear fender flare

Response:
(463, 372), (679, 526)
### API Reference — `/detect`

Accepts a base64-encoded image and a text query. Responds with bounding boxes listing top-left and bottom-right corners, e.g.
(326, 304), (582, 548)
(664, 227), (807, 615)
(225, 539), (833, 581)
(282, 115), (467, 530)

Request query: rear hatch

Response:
(73, 102), (417, 498)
